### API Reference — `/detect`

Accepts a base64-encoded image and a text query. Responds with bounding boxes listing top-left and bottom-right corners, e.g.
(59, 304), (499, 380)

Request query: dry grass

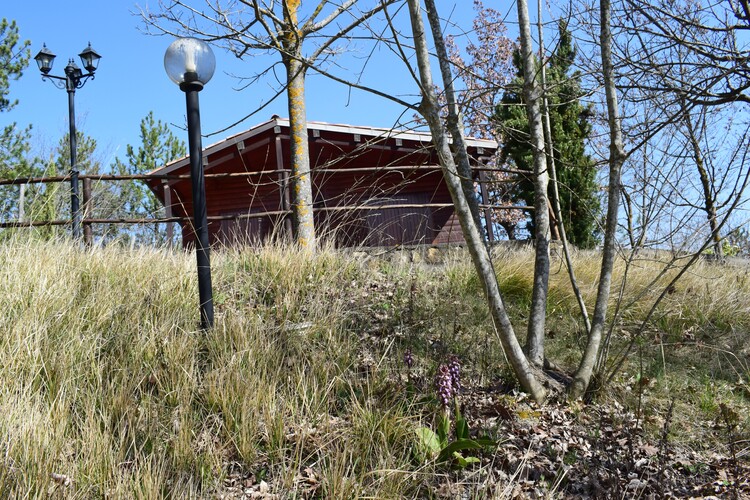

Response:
(0, 236), (748, 498)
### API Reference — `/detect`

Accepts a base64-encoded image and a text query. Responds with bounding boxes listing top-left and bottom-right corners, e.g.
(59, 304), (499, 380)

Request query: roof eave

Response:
(149, 117), (499, 176)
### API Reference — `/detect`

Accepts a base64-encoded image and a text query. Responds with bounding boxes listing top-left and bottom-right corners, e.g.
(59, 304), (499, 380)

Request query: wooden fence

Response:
(0, 167), (531, 246)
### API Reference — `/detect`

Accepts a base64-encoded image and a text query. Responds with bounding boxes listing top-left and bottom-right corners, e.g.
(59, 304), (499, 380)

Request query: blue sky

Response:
(4, 1), (482, 168)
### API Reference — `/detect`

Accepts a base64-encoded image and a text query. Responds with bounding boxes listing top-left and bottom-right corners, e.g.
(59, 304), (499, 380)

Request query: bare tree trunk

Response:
(683, 110), (722, 256)
(285, 56), (316, 249)
(571, 0), (625, 398)
(517, 0), (551, 367)
(422, 0), (484, 234)
(537, 0), (591, 335)
(548, 205), (560, 240)
(406, 0), (546, 403)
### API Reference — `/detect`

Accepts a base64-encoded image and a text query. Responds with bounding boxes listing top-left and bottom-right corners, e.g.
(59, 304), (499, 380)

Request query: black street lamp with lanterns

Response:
(164, 38), (216, 330)
(34, 43), (101, 240)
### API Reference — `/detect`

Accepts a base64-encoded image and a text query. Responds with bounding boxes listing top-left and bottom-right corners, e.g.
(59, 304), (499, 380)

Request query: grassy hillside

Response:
(0, 237), (748, 498)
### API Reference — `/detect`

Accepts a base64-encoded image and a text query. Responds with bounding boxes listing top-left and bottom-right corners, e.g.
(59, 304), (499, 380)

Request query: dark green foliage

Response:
(28, 132), (104, 239)
(495, 22), (601, 248)
(53, 131), (100, 176)
(111, 112), (186, 245)
(0, 19), (37, 222)
(415, 402), (495, 468)
(0, 17), (31, 173)
(0, 123), (35, 219)
(0, 18), (29, 114)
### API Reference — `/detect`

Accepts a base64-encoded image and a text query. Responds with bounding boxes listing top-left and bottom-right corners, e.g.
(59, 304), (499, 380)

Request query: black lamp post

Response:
(164, 38), (216, 330)
(34, 43), (101, 240)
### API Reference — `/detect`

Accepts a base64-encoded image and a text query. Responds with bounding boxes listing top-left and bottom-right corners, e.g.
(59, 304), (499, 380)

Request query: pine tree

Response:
(0, 19), (36, 222)
(0, 18), (28, 114)
(495, 22), (600, 248)
(38, 131), (106, 239)
(111, 112), (185, 246)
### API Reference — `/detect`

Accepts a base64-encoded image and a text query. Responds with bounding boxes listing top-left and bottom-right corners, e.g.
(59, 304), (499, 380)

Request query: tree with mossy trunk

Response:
(142, 1), (396, 249)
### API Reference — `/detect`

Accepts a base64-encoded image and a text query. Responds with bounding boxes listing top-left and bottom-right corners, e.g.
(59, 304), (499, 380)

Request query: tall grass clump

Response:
(0, 236), (204, 497)
(0, 237), (433, 498)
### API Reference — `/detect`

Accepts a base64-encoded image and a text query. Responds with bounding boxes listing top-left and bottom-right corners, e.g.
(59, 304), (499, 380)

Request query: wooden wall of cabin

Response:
(172, 129), (472, 248)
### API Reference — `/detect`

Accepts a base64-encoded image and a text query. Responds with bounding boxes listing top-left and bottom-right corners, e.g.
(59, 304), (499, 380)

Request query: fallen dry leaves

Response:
(448, 388), (750, 499)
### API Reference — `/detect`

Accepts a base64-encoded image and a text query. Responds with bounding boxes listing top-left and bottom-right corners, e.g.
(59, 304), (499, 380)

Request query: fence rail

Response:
(0, 165), (527, 187)
(1, 167), (530, 245)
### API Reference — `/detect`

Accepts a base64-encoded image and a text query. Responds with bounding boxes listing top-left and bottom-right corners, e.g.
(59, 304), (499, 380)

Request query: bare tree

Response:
(443, 2), (526, 239)
(409, 0), (750, 400)
(619, 0), (750, 108)
(570, 0), (626, 398)
(613, 2), (744, 255)
(514, 0), (552, 368)
(677, 104), (725, 255)
(564, 0), (750, 397)
(598, 128), (750, 386)
(399, 0), (607, 398)
(405, 0), (548, 402)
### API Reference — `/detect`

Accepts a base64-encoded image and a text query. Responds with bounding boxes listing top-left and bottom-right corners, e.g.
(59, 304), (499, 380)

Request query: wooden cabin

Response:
(146, 117), (498, 248)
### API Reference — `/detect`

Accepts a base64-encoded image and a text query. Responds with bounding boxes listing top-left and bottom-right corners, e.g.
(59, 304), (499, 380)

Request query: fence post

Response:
(18, 184), (26, 223)
(275, 135), (293, 240)
(163, 180), (174, 247)
(478, 169), (495, 243)
(82, 177), (93, 246)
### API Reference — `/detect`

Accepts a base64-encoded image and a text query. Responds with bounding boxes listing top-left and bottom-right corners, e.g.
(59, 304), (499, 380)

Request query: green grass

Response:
(0, 236), (748, 497)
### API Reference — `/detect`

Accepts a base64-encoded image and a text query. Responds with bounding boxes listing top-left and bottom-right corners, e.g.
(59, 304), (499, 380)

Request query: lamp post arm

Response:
(67, 72), (95, 91)
(40, 73), (68, 91)
(40, 73), (66, 82)
(40, 71), (95, 91)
